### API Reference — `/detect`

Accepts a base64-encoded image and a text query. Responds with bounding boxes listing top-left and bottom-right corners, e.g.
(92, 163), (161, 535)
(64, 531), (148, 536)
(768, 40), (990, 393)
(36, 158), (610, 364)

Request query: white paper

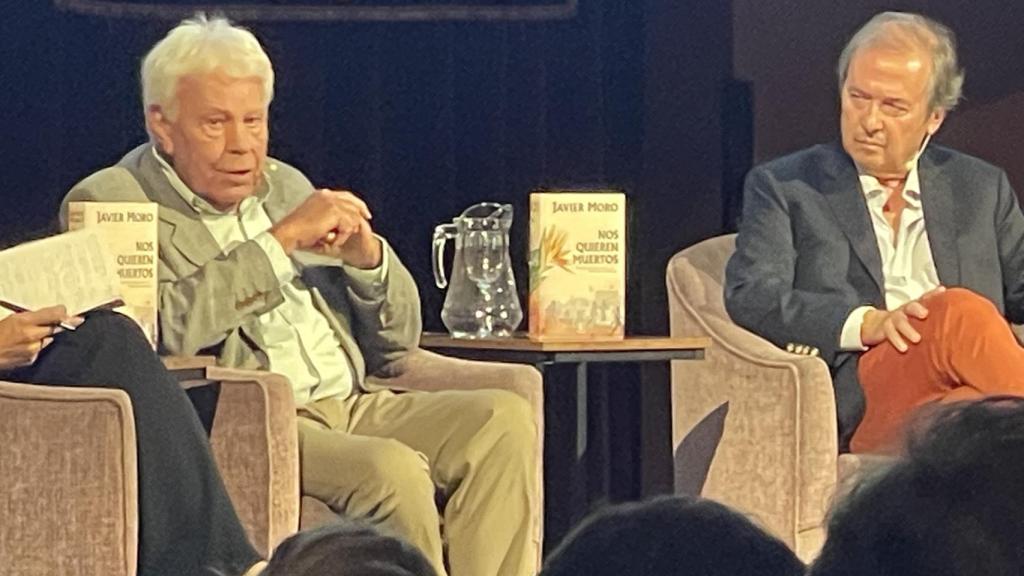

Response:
(0, 228), (123, 316)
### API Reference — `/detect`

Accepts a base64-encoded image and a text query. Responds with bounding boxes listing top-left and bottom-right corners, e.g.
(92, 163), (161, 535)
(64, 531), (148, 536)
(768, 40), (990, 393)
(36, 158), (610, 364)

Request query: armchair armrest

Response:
(161, 355), (216, 385)
(369, 348), (543, 410)
(0, 381), (138, 576)
(201, 367), (300, 558)
(668, 264), (838, 560)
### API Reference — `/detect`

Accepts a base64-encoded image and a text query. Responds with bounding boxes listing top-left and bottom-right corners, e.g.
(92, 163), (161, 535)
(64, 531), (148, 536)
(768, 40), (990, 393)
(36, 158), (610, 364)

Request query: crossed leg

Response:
(853, 288), (1024, 452)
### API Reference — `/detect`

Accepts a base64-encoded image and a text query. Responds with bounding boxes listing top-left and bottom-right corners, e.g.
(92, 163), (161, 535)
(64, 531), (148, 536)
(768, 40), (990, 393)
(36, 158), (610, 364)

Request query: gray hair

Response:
(837, 12), (964, 112)
(141, 14), (274, 119)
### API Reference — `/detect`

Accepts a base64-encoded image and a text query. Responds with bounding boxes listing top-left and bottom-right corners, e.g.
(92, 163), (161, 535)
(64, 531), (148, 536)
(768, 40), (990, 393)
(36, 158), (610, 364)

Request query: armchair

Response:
(666, 234), (868, 562)
(0, 361), (299, 576)
(1, 348), (543, 576)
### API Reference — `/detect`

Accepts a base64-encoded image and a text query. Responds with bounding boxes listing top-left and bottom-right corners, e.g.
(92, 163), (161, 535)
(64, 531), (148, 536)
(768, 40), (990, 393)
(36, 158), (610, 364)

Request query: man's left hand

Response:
(314, 189), (383, 269)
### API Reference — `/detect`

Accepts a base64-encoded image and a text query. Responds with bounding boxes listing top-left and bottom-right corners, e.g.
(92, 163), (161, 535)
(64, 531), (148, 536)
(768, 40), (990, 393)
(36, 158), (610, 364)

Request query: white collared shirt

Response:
(839, 161), (941, 350)
(154, 148), (386, 404)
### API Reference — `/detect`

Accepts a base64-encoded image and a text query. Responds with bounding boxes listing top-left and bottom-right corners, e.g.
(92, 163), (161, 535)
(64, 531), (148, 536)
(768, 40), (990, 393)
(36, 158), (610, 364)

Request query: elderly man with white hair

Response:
(62, 15), (538, 576)
(726, 11), (1024, 454)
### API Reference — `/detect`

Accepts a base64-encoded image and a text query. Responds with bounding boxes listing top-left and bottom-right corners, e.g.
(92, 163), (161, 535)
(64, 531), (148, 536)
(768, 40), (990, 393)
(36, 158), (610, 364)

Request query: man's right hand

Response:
(0, 306), (80, 370)
(270, 189), (372, 256)
(860, 286), (946, 352)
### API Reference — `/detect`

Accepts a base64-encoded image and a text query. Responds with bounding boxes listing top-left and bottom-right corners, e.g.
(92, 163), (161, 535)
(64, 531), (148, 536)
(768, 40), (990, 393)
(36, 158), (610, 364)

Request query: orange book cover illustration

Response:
(529, 191), (625, 341)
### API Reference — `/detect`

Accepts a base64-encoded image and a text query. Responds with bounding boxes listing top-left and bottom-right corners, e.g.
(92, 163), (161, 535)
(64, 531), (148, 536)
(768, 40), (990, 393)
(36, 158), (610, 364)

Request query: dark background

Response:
(56, 0), (572, 6)
(3, 0), (1022, 532)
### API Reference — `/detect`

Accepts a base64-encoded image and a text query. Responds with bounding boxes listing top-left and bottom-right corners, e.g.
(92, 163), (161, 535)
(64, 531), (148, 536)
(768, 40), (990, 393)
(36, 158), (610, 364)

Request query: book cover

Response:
(67, 202), (159, 347)
(528, 191), (626, 341)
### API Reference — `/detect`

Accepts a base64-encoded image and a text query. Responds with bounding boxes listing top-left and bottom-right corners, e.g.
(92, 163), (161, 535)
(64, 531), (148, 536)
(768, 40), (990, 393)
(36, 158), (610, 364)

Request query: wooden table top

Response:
(420, 332), (710, 353)
(161, 355), (216, 371)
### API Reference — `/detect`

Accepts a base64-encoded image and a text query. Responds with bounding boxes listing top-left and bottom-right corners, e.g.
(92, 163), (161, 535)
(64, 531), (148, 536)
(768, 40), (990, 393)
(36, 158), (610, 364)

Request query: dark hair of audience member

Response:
(539, 495), (805, 576)
(262, 518), (437, 576)
(810, 396), (1024, 576)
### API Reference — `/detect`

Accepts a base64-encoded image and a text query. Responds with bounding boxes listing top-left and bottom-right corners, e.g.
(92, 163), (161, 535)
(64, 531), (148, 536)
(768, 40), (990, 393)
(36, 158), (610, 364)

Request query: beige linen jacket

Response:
(61, 144), (421, 387)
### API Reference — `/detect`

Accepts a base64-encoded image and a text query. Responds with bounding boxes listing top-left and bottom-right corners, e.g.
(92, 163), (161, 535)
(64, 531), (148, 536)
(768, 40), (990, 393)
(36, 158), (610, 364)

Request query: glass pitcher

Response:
(432, 202), (523, 338)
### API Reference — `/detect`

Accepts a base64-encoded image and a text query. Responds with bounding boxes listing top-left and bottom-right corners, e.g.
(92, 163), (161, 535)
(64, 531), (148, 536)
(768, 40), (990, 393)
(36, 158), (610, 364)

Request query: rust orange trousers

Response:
(851, 287), (1024, 452)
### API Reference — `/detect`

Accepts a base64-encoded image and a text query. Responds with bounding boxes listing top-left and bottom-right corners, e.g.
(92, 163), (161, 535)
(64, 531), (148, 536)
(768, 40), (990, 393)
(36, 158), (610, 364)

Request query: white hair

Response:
(141, 14), (274, 119)
(837, 12), (964, 112)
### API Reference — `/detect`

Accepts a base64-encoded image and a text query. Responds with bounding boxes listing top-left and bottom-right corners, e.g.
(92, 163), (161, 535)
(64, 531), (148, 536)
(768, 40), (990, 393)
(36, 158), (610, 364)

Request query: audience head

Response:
(262, 519), (438, 576)
(142, 14), (273, 211)
(811, 396), (1024, 576)
(837, 12), (962, 179)
(539, 495), (805, 576)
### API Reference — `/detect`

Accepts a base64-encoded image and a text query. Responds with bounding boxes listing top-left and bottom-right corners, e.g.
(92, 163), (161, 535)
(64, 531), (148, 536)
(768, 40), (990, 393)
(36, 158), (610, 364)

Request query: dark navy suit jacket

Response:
(725, 142), (1024, 449)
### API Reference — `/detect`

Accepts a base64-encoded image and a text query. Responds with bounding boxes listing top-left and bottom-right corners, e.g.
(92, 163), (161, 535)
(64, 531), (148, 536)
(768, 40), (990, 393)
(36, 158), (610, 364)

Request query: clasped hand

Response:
(860, 286), (946, 352)
(270, 189), (382, 269)
(0, 306), (83, 370)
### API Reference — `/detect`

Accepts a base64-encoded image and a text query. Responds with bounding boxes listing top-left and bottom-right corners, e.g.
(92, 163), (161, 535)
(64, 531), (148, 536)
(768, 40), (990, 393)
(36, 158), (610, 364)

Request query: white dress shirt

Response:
(839, 161), (941, 350)
(154, 149), (387, 404)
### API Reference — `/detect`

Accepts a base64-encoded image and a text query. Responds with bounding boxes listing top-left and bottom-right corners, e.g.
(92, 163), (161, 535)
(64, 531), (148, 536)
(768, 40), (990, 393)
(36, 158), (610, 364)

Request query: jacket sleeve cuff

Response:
(839, 305), (873, 351)
(343, 236), (389, 299)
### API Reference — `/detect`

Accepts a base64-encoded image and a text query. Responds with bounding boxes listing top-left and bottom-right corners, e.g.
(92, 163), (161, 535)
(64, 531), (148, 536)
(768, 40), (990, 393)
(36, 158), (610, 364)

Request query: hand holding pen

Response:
(0, 300), (82, 331)
(0, 304), (85, 370)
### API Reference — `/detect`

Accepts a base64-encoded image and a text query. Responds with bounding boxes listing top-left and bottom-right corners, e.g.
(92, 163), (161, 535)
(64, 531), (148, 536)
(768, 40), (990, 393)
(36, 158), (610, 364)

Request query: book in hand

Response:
(66, 202), (159, 347)
(528, 190), (626, 341)
(0, 228), (126, 325)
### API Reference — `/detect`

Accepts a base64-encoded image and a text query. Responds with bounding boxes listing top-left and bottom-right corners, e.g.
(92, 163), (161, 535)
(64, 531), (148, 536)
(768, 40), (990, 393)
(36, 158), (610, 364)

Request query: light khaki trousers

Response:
(297, 388), (539, 576)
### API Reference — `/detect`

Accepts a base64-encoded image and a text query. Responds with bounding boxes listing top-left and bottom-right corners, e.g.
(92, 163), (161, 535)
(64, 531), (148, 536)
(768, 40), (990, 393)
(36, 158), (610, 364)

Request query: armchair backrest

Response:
(667, 234), (736, 330)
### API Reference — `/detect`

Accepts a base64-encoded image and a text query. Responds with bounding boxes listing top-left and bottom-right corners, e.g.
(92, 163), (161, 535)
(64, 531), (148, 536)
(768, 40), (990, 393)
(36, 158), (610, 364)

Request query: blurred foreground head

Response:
(540, 495), (804, 576)
(812, 396), (1024, 576)
(263, 519), (437, 576)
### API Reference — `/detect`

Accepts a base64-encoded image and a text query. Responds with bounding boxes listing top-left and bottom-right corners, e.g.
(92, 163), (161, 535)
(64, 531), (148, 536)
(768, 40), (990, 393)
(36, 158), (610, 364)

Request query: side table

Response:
(420, 333), (709, 553)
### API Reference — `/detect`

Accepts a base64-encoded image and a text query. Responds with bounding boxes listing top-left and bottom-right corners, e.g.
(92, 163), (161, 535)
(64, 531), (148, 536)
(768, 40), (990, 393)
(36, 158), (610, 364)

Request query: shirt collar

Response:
(151, 146), (271, 216)
(856, 159), (922, 209)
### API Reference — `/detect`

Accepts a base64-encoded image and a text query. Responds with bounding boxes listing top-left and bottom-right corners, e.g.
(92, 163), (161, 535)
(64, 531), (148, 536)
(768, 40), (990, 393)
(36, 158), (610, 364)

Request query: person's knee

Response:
(74, 310), (150, 350)
(362, 439), (436, 502)
(928, 287), (999, 319)
(472, 390), (536, 444)
(915, 288), (1007, 353)
(302, 432), (436, 514)
(458, 390), (536, 468)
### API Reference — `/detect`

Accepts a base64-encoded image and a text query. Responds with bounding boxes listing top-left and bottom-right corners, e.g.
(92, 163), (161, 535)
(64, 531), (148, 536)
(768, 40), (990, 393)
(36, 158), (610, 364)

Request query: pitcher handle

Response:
(432, 223), (458, 289)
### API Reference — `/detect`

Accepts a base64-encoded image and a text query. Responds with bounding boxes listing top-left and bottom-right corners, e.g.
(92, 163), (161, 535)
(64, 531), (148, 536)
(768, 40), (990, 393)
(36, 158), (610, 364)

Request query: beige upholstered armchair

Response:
(667, 234), (871, 562)
(0, 361), (299, 576)
(1, 349), (543, 576)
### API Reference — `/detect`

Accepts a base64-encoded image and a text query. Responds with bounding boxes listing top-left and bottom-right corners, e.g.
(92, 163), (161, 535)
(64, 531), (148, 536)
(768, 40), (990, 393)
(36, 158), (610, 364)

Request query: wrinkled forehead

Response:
(174, 70), (268, 109)
(845, 44), (934, 104)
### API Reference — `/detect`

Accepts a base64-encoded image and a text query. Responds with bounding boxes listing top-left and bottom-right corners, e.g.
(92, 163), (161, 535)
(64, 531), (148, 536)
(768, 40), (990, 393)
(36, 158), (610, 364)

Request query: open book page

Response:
(0, 228), (123, 318)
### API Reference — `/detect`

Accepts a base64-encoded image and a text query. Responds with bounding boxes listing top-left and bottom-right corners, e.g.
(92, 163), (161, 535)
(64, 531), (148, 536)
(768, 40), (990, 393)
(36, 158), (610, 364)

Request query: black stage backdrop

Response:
(53, 0), (580, 21)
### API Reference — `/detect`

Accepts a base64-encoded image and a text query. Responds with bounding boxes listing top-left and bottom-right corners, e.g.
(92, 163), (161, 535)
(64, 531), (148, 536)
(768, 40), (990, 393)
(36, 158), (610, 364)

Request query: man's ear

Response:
(146, 105), (175, 156)
(926, 107), (947, 136)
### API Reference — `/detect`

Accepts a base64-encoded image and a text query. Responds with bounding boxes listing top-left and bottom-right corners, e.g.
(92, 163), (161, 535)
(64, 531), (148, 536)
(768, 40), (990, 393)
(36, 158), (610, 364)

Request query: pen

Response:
(0, 300), (79, 332)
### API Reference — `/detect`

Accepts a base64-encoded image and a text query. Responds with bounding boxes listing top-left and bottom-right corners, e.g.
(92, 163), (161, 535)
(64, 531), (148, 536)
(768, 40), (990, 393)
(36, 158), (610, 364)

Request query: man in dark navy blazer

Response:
(725, 11), (1024, 452)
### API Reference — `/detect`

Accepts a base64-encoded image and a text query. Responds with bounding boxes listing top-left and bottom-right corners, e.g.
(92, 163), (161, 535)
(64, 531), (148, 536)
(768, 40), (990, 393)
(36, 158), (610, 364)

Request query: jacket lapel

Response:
(821, 144), (885, 293)
(131, 146), (224, 269)
(919, 150), (961, 285)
